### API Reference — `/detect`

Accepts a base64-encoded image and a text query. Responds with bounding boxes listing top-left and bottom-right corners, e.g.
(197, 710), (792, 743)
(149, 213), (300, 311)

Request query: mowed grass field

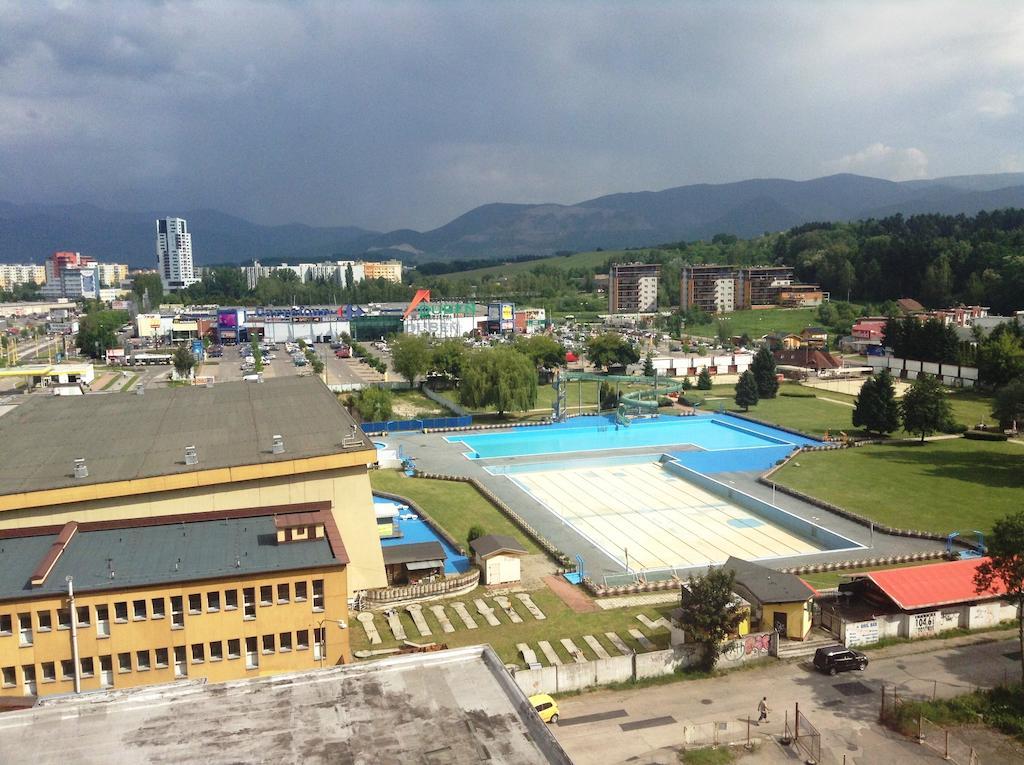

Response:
(683, 307), (822, 339)
(772, 438), (1024, 534)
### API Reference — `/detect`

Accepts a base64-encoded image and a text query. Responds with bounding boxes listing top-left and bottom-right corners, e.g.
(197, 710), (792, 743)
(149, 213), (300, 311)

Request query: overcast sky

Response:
(1, 1), (1022, 231)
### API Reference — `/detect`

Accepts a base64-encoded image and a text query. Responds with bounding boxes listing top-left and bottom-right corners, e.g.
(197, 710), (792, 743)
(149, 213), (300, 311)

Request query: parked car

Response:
(335, 346), (351, 358)
(529, 694), (559, 724)
(813, 646), (868, 675)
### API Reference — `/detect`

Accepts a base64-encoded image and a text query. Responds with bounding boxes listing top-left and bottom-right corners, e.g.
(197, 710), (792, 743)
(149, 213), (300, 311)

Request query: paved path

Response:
(818, 396), (855, 408)
(627, 629), (655, 650)
(429, 605), (456, 633)
(605, 632), (633, 656)
(583, 635), (611, 660)
(560, 638), (587, 664)
(385, 611), (406, 641)
(553, 632), (1020, 765)
(493, 595), (524, 624)
(515, 593), (546, 620)
(595, 592), (680, 610)
(543, 575), (598, 613)
(538, 641), (562, 666)
(406, 604), (431, 636)
(450, 602), (478, 630)
(474, 598), (501, 627)
(356, 612), (381, 645)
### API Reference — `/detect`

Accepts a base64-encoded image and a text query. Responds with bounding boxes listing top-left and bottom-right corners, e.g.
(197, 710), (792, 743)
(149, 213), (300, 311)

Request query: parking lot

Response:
(195, 341), (387, 387)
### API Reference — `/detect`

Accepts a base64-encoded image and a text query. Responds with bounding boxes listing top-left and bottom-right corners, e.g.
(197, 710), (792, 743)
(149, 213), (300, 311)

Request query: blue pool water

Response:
(373, 496), (470, 574)
(448, 413), (818, 460)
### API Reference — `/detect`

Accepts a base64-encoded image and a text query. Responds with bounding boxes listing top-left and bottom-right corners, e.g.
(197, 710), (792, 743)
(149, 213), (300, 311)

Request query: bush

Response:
(467, 525), (486, 550)
(657, 396), (673, 407)
(780, 389), (816, 398)
(964, 429), (1010, 441)
(354, 387), (393, 421)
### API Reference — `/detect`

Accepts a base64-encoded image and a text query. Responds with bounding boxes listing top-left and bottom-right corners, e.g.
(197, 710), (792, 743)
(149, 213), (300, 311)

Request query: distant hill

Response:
(0, 203), (376, 267)
(3, 172), (1024, 266)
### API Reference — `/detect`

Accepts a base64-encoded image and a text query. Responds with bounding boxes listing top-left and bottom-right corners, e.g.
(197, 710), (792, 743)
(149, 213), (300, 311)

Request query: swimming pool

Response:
(373, 496), (470, 574)
(447, 413), (818, 460)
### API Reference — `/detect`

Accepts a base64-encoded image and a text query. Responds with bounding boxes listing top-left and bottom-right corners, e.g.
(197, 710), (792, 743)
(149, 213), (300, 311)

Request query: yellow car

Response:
(529, 693), (560, 724)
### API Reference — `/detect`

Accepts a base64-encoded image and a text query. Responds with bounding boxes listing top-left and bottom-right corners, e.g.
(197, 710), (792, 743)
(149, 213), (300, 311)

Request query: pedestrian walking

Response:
(757, 696), (769, 724)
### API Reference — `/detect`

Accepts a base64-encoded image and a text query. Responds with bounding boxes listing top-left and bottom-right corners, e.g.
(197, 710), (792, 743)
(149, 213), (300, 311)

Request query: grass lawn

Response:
(799, 559), (940, 590)
(772, 438), (1024, 534)
(369, 471), (543, 554)
(684, 307), (822, 339)
(390, 388), (448, 418)
(348, 584), (675, 665)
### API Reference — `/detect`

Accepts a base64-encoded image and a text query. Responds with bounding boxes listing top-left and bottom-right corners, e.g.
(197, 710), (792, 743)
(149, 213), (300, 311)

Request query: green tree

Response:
(852, 369), (901, 435)
(992, 379), (1024, 431)
(734, 370), (759, 411)
(76, 309), (129, 359)
(599, 381), (619, 411)
(467, 524), (487, 551)
(900, 375), (953, 443)
(750, 347), (779, 398)
(678, 567), (746, 671)
(977, 330), (1024, 388)
(584, 332), (639, 370)
(697, 366), (713, 391)
(516, 334), (566, 370)
(390, 333), (432, 387)
(643, 352), (655, 377)
(250, 339), (263, 372)
(431, 338), (467, 381)
(974, 511), (1024, 684)
(354, 387), (393, 421)
(460, 347), (538, 416)
(172, 344), (196, 380)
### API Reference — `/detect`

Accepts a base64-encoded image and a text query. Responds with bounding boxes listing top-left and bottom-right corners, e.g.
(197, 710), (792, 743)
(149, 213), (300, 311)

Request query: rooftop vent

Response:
(73, 458), (88, 479)
(184, 445), (199, 466)
(271, 434), (285, 455)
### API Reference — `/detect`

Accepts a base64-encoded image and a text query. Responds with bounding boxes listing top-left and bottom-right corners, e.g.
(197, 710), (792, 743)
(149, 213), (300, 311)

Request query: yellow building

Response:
(0, 264), (46, 291)
(0, 376), (386, 594)
(725, 556), (816, 641)
(0, 504), (350, 699)
(361, 260), (403, 283)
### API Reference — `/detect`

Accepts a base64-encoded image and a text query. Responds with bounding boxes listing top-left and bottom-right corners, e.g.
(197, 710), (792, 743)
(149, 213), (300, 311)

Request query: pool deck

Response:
(384, 427), (945, 579)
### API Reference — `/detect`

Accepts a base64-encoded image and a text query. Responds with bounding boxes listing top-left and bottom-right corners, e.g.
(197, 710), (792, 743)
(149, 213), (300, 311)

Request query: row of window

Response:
(2, 628), (328, 694)
(1, 580), (325, 646)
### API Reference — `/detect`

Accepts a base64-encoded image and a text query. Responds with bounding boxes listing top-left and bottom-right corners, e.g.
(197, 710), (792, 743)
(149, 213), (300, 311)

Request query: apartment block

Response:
(0, 507), (349, 699)
(680, 264), (801, 312)
(609, 262), (660, 313)
(0, 264), (46, 292)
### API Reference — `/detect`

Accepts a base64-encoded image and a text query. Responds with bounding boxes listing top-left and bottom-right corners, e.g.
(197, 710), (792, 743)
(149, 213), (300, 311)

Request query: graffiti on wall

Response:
(721, 632), (772, 663)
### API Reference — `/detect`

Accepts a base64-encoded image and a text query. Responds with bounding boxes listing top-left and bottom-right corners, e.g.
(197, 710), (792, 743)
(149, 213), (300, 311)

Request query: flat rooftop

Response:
(0, 646), (572, 765)
(0, 503), (346, 603)
(0, 376), (372, 497)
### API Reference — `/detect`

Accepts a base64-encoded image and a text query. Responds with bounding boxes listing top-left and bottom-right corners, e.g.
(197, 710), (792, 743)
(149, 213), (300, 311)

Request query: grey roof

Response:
(0, 376), (372, 497)
(0, 646), (572, 765)
(382, 541), (445, 566)
(470, 533), (528, 558)
(0, 515), (339, 602)
(724, 556), (815, 604)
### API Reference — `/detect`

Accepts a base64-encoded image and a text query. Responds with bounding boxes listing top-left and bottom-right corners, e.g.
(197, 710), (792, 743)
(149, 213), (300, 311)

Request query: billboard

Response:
(488, 302), (515, 332)
(218, 309), (244, 328)
(191, 339), (205, 360)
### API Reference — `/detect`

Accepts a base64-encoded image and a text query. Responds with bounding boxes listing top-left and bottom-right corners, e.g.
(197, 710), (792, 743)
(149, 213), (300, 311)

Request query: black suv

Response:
(813, 646), (868, 675)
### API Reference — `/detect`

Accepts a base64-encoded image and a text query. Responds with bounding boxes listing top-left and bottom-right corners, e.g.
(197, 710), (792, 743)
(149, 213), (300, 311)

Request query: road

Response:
(552, 633), (1021, 764)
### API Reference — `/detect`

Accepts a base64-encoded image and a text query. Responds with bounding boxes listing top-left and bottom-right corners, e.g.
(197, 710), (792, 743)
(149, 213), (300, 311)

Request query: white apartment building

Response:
(0, 263), (46, 291)
(156, 217), (199, 291)
(242, 260), (368, 290)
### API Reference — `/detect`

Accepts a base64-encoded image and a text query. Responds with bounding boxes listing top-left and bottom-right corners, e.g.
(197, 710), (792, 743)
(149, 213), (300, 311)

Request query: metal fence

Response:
(784, 706), (821, 765)
(879, 685), (982, 765)
(360, 415), (472, 434)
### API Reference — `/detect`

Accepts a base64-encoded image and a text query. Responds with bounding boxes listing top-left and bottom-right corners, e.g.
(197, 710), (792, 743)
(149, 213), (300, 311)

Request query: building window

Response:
(245, 637), (258, 669)
(210, 641), (223, 662)
(227, 639), (241, 659)
(188, 594), (202, 614)
(261, 634), (275, 655)
(207, 592), (220, 612)
(76, 606), (90, 627)
(17, 613), (32, 646)
(312, 580), (324, 612)
(151, 598), (165, 619)
(191, 643), (204, 664)
(259, 586), (273, 607)
(279, 632), (292, 652)
(276, 583), (289, 604)
(118, 653), (131, 673)
(36, 610), (52, 633)
(224, 589), (238, 611)
(80, 657), (94, 677)
(136, 650), (151, 671)
(243, 588), (256, 620)
(155, 648), (169, 669)
(132, 600), (146, 621)
(114, 602), (128, 623)
(61, 659), (74, 680)
(0, 615), (10, 635)
(294, 582), (307, 602)
(58, 608), (71, 630)
(296, 630), (309, 650)
(1, 666), (14, 687)
(174, 646), (187, 678)
(171, 597), (184, 628)
(99, 656), (112, 687)
(96, 605), (110, 637)
(41, 662), (56, 683)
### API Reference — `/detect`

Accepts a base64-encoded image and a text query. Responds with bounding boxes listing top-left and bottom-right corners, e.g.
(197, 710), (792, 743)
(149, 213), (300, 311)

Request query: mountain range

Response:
(3, 172), (1024, 267)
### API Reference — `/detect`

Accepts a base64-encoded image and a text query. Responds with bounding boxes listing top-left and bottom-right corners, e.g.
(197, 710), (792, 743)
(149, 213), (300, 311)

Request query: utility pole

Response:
(66, 576), (81, 693)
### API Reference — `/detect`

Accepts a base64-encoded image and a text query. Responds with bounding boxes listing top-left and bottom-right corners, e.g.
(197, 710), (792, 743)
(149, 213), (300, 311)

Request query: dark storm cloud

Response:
(0, 1), (1022, 230)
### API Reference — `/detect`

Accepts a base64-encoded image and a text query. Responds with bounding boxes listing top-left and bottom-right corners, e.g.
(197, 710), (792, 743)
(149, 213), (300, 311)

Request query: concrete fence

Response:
(364, 568), (480, 606)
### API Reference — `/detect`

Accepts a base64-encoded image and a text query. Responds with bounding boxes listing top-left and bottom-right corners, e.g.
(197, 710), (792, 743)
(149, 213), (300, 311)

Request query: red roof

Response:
(862, 558), (1005, 610)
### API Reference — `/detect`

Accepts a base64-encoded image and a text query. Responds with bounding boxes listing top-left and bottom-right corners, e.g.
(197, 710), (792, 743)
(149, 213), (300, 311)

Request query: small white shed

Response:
(470, 534), (529, 585)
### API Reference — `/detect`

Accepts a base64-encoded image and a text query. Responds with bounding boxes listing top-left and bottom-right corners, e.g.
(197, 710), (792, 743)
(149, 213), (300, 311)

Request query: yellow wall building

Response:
(361, 260), (403, 283)
(0, 377), (386, 594)
(0, 504), (350, 699)
(726, 556), (816, 641)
